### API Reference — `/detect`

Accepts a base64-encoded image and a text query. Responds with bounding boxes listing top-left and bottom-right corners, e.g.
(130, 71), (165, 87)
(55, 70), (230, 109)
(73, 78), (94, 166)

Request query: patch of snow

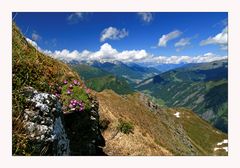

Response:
(174, 111), (180, 118)
(214, 147), (228, 152)
(222, 147), (228, 152)
(214, 139), (228, 153)
(217, 139), (228, 146)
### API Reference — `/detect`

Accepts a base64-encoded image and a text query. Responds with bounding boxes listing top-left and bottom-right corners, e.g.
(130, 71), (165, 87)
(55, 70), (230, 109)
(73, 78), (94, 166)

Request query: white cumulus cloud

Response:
(158, 30), (182, 47)
(200, 26), (228, 50)
(47, 43), (226, 65)
(49, 43), (148, 62)
(100, 27), (128, 42)
(26, 38), (42, 51)
(138, 12), (153, 23)
(25, 37), (227, 65)
(146, 52), (227, 64)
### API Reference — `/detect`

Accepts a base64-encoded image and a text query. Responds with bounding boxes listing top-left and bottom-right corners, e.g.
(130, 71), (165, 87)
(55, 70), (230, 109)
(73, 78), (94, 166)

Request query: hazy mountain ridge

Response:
(136, 59), (228, 133)
(139, 62), (187, 72)
(89, 60), (160, 83)
(70, 63), (134, 94)
(68, 50), (228, 133)
(69, 60), (161, 94)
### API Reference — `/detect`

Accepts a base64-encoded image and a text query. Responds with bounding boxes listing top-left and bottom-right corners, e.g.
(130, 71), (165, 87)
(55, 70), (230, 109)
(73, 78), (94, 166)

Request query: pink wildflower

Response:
(73, 80), (78, 85)
(86, 88), (91, 94)
(67, 90), (71, 95)
(63, 80), (68, 84)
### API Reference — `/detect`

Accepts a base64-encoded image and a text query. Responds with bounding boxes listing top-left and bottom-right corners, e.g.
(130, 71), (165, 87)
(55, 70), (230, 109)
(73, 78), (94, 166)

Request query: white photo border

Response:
(0, 0), (240, 168)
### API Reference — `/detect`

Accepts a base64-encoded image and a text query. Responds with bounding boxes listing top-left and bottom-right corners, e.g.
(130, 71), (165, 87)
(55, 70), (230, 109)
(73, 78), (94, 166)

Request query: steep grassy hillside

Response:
(71, 64), (133, 94)
(12, 24), (81, 94)
(97, 90), (227, 156)
(136, 60), (228, 133)
(12, 23), (95, 155)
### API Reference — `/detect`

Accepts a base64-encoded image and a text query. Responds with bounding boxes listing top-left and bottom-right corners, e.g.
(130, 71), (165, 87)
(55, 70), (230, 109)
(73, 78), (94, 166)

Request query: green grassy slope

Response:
(71, 64), (133, 94)
(136, 60), (228, 133)
(12, 23), (81, 93)
(71, 64), (109, 80)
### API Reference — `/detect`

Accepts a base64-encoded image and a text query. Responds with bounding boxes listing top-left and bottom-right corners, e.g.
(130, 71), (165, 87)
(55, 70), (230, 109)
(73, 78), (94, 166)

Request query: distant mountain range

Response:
(89, 60), (160, 83)
(70, 58), (228, 133)
(136, 59), (228, 133)
(138, 62), (187, 72)
(71, 60), (228, 132)
(69, 59), (187, 73)
(71, 63), (133, 95)
(69, 60), (161, 94)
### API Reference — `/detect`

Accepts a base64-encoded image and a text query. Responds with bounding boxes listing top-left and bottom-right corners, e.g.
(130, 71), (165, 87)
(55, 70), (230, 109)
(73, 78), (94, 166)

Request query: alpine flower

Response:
(67, 90), (71, 95)
(73, 80), (78, 85)
(63, 80), (68, 84)
(86, 88), (91, 94)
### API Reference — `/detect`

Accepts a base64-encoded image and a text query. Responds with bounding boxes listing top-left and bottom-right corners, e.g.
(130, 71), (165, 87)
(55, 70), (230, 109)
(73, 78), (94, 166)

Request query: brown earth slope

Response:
(96, 90), (227, 156)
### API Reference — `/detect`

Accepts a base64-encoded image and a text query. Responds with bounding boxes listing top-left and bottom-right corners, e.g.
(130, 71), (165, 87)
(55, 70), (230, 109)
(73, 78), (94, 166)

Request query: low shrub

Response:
(117, 119), (134, 134)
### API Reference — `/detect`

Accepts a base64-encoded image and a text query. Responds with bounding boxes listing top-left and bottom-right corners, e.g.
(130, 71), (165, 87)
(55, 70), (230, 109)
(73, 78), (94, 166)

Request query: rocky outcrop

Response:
(64, 97), (106, 155)
(21, 87), (105, 156)
(23, 87), (70, 155)
(139, 93), (160, 112)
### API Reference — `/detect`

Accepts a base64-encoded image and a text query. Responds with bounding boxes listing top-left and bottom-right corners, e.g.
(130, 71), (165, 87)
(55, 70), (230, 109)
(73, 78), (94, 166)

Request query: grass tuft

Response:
(117, 119), (134, 134)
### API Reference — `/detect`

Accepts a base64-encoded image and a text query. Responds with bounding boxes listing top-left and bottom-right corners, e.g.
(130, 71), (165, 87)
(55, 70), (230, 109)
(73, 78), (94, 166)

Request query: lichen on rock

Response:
(22, 87), (70, 155)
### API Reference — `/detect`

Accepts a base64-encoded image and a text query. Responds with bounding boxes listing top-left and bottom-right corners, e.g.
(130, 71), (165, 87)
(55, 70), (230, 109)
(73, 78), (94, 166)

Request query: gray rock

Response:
(22, 87), (70, 156)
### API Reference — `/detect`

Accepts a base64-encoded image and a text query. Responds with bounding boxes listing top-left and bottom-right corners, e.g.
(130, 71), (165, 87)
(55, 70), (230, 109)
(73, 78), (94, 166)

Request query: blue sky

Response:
(13, 12), (228, 64)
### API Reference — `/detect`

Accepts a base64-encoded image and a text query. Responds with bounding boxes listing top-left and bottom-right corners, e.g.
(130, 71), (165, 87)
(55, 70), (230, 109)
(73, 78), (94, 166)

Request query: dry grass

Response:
(98, 100), (171, 156)
(96, 90), (227, 156)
